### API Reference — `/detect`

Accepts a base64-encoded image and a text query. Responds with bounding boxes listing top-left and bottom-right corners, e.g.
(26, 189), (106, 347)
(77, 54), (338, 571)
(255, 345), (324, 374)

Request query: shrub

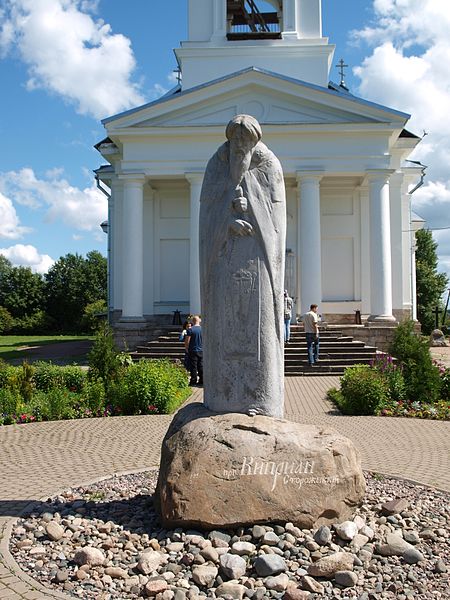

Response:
(390, 320), (442, 403)
(0, 387), (23, 424)
(88, 323), (122, 388)
(81, 299), (107, 333)
(110, 359), (190, 415)
(79, 379), (106, 416)
(32, 388), (78, 421)
(12, 310), (54, 334)
(338, 364), (389, 415)
(33, 362), (64, 391)
(0, 360), (17, 389)
(0, 306), (14, 334)
(61, 365), (87, 393)
(32, 362), (86, 393)
(370, 354), (406, 402)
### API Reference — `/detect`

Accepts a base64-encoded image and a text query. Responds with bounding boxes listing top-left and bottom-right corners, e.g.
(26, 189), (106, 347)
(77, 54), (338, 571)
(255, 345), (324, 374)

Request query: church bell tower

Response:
(175, 0), (335, 90)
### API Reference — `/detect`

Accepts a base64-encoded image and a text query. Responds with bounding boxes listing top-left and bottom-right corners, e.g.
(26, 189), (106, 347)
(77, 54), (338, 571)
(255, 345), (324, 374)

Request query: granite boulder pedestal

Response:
(155, 403), (365, 529)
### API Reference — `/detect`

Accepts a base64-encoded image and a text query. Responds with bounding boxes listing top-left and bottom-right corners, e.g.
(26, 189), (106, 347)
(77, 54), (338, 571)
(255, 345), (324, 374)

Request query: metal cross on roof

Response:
(336, 58), (349, 90)
(173, 67), (182, 85)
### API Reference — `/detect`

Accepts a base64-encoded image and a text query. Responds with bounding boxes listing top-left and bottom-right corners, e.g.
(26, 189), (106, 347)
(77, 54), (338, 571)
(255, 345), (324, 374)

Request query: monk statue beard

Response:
(229, 143), (254, 188)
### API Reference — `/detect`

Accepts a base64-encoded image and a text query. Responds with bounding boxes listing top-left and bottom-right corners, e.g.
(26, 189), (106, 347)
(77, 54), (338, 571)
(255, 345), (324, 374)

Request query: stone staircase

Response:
(131, 324), (380, 376)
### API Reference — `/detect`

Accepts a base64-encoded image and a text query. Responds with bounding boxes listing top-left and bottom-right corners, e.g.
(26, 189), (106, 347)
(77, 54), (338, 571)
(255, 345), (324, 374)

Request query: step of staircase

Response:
(130, 327), (381, 376)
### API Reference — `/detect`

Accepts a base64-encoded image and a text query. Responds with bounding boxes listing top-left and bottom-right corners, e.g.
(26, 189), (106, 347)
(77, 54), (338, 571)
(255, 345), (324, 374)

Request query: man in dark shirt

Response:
(185, 315), (203, 386)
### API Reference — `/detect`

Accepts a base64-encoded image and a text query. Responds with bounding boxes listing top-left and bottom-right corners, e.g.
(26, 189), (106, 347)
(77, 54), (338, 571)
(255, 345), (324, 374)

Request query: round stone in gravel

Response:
(313, 525), (331, 546)
(232, 541), (256, 555)
(403, 530), (420, 544)
(145, 579), (169, 596)
(434, 559), (447, 573)
(167, 542), (185, 553)
(137, 550), (168, 574)
(298, 575), (324, 594)
(359, 525), (374, 540)
(265, 573), (289, 591)
(254, 554), (286, 577)
(335, 521), (358, 541)
(403, 547), (424, 564)
(262, 531), (280, 546)
(252, 525), (266, 540)
(220, 553), (247, 579)
(216, 582), (247, 599)
(200, 546), (219, 562)
(45, 521), (64, 541)
(307, 552), (354, 578)
(334, 570), (358, 587)
(192, 564), (218, 587)
(73, 547), (105, 566)
(104, 566), (128, 579)
(54, 569), (68, 583)
(283, 585), (311, 600)
(209, 531), (231, 545)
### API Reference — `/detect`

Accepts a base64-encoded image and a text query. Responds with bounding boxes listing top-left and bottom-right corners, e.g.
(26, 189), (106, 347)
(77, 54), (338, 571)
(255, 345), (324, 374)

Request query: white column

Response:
(411, 234), (418, 321)
(389, 172), (404, 314)
(120, 176), (145, 320)
(211, 0), (226, 41)
(367, 170), (396, 322)
(297, 171), (323, 314)
(282, 0), (298, 38)
(186, 172), (204, 315)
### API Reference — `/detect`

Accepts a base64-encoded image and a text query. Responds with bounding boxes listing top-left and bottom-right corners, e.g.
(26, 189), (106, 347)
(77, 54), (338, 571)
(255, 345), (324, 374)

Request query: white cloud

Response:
(0, 168), (107, 233)
(0, 0), (145, 118)
(352, 0), (450, 281)
(0, 244), (54, 273)
(0, 192), (31, 239)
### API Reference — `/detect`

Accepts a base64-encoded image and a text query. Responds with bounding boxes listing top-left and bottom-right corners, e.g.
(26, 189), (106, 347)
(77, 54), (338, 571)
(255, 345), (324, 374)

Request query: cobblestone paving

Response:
(1, 379), (449, 598)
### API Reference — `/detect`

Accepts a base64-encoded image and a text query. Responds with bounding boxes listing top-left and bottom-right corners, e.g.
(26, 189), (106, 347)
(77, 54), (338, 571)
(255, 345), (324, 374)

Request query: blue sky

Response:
(1, 0), (449, 285)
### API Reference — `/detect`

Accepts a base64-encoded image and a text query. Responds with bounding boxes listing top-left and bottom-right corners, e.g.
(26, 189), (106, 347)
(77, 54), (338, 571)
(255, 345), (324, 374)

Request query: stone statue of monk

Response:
(199, 115), (286, 418)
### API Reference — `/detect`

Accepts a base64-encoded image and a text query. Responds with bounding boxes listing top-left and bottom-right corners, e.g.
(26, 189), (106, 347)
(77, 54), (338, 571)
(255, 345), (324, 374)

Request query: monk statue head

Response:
(226, 114), (262, 187)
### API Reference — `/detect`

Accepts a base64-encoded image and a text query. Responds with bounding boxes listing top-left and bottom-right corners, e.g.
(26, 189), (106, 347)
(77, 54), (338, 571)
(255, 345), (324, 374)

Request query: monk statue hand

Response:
(229, 219), (254, 237)
(232, 195), (248, 213)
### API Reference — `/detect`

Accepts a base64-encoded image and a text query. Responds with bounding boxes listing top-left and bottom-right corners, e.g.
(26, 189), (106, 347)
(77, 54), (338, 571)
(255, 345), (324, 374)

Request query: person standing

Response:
(284, 290), (294, 343)
(179, 320), (192, 370)
(185, 315), (203, 386)
(302, 304), (320, 366)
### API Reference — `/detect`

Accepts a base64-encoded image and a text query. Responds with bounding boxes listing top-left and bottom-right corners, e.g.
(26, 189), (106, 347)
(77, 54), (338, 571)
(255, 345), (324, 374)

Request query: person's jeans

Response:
(284, 318), (291, 342)
(306, 333), (319, 365)
(189, 351), (203, 384)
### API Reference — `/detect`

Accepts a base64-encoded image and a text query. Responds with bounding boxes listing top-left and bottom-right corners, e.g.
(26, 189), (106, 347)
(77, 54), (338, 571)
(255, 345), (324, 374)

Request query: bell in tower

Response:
(226, 1), (282, 40)
(177, 0), (334, 90)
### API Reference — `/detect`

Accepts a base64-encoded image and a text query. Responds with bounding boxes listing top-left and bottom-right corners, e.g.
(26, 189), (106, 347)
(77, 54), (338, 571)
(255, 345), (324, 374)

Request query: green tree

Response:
(415, 229), (448, 333)
(45, 252), (107, 332)
(0, 265), (45, 319)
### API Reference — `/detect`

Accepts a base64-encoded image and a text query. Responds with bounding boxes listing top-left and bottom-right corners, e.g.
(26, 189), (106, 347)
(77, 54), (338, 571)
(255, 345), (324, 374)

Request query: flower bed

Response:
(0, 354), (191, 426)
(327, 324), (450, 421)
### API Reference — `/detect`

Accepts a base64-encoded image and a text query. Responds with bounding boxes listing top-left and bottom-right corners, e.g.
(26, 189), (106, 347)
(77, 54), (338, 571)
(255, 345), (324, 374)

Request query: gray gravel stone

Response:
(220, 553), (247, 579)
(254, 555), (286, 577)
(334, 570), (358, 587)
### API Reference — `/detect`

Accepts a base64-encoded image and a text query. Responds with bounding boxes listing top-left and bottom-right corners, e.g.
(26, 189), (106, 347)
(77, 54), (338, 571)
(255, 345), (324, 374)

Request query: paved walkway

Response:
(0, 378), (449, 599)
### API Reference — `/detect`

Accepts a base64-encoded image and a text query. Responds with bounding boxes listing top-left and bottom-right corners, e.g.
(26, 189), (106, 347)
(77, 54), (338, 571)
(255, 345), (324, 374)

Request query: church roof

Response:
(102, 66), (410, 125)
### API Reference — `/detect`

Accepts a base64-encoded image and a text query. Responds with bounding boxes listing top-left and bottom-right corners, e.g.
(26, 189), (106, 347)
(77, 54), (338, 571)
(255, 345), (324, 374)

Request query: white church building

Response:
(95, 0), (424, 348)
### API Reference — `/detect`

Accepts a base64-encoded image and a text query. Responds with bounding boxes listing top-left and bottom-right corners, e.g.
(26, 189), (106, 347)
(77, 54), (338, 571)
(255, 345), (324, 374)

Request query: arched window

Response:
(227, 0), (282, 40)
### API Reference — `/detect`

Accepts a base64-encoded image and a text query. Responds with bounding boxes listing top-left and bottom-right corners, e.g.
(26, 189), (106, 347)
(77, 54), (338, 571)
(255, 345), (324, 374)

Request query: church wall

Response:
(148, 184), (190, 316)
(179, 51), (332, 90)
(119, 130), (392, 180)
(320, 181), (361, 310)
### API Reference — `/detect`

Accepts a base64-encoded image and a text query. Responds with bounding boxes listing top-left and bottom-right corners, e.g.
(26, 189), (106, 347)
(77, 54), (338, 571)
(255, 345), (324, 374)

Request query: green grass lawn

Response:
(0, 335), (94, 361)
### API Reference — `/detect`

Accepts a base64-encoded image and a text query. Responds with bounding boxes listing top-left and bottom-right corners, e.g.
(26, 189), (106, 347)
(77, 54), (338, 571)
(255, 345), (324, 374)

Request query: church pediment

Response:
(103, 68), (409, 131)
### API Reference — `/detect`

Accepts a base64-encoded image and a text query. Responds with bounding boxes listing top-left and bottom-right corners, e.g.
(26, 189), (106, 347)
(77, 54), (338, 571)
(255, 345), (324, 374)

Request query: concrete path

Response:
(0, 378), (449, 598)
